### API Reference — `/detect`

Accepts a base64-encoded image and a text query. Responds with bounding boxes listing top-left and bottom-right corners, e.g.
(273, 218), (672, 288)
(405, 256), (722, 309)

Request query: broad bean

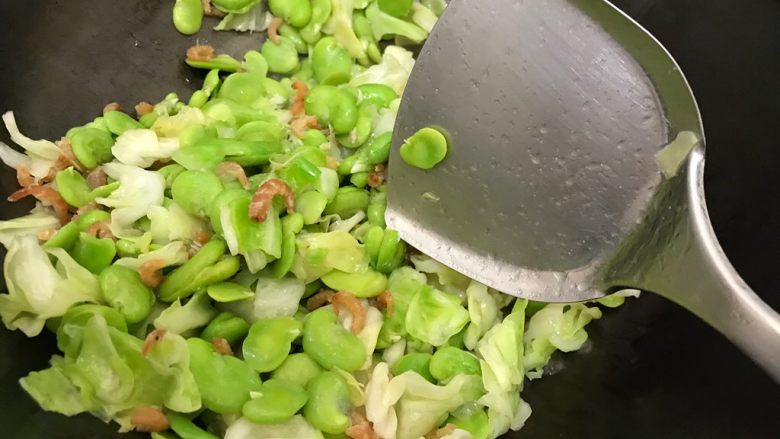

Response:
(69, 127), (114, 169)
(206, 282), (255, 302)
(171, 170), (224, 217)
(167, 412), (219, 439)
(99, 265), (155, 324)
(400, 126), (449, 170)
(103, 111), (143, 135)
(158, 239), (240, 301)
(323, 186), (369, 218)
(320, 269), (387, 298)
(390, 352), (435, 382)
(261, 38), (300, 74)
(311, 37), (352, 85)
(303, 371), (351, 434)
(242, 378), (308, 424)
(300, 0), (331, 43)
(187, 337), (263, 413)
(269, 0), (313, 27)
(271, 353), (323, 388)
(71, 233), (116, 274)
(429, 346), (482, 382)
(242, 316), (303, 373)
(172, 0), (204, 35)
(200, 312), (250, 345)
(448, 408), (491, 439)
(302, 308), (365, 371)
(304, 85), (358, 134)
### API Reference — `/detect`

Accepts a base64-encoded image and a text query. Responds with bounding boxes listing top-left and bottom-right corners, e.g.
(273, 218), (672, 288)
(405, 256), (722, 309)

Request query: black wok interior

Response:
(1, 0), (778, 438)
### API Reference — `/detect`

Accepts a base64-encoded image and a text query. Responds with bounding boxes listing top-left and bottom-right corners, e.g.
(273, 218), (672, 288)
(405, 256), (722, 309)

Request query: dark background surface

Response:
(0, 0), (778, 438)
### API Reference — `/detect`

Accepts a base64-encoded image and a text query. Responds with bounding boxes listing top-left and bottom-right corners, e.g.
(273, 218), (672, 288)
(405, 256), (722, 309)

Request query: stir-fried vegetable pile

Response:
(0, 1), (639, 438)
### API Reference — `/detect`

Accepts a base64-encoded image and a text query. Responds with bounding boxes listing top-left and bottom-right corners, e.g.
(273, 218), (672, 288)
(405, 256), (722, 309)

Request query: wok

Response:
(0, 0), (778, 438)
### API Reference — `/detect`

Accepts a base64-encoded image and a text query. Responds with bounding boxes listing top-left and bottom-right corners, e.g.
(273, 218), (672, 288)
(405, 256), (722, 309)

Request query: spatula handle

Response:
(640, 148), (780, 382)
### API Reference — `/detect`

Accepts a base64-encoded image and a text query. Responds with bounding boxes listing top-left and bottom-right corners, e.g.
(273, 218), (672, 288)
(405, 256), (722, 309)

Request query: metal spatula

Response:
(386, 0), (780, 380)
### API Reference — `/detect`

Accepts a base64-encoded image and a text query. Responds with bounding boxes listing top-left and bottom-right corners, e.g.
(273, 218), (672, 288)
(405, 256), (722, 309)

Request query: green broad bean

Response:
(344, 132), (392, 175)
(172, 0), (204, 35)
(366, 190), (387, 227)
(271, 353), (323, 388)
(206, 282), (255, 302)
(303, 279), (323, 298)
(304, 85), (358, 134)
(279, 24), (308, 54)
(358, 84), (398, 109)
(390, 352), (435, 382)
(262, 38), (300, 74)
(151, 432), (179, 439)
(188, 337), (263, 413)
(242, 316), (303, 373)
(139, 112), (159, 128)
(186, 54), (243, 72)
(337, 155), (357, 176)
(242, 51), (269, 76)
(236, 120), (285, 144)
(362, 226), (384, 265)
(353, 12), (381, 65)
(303, 371), (351, 434)
(168, 411), (219, 439)
(211, 0), (258, 13)
(320, 269), (387, 298)
(69, 127), (114, 169)
(263, 77), (295, 101)
(74, 209), (111, 231)
(400, 127), (449, 170)
(90, 181), (120, 199)
(429, 346), (482, 382)
(302, 129), (328, 148)
(203, 68), (222, 93)
(242, 379), (308, 424)
(55, 168), (93, 208)
(171, 170), (224, 217)
(200, 311), (250, 345)
(218, 71), (267, 107)
(99, 265), (155, 324)
(70, 233), (116, 274)
(350, 172), (368, 188)
(448, 409), (491, 439)
(300, 0), (331, 43)
(444, 327), (467, 349)
(292, 59), (315, 82)
(189, 90), (209, 108)
(378, 0), (412, 17)
(158, 239), (239, 301)
(269, 0), (313, 27)
(311, 37), (352, 85)
(56, 304), (127, 356)
(302, 308), (366, 371)
(271, 213), (304, 278)
(103, 111), (143, 135)
(297, 191), (329, 225)
(525, 300), (547, 318)
(159, 164), (186, 188)
(323, 186), (369, 217)
(115, 239), (140, 258)
(42, 222), (80, 250)
(375, 229), (406, 273)
(336, 102), (374, 148)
